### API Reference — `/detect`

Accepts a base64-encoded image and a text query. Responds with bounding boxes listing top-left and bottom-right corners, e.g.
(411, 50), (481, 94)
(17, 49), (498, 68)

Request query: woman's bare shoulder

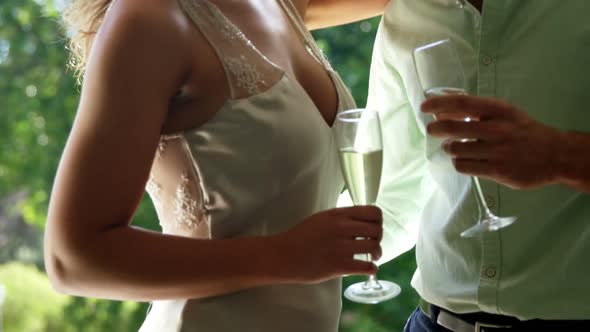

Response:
(101, 0), (194, 46)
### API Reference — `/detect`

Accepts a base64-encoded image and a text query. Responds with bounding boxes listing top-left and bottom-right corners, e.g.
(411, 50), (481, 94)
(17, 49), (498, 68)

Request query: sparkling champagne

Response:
(338, 148), (383, 205)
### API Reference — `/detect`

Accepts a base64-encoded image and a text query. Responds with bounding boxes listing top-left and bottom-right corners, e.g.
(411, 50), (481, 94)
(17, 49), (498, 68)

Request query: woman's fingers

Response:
(343, 260), (378, 276)
(332, 205), (382, 223)
(336, 219), (383, 240)
(345, 238), (382, 261)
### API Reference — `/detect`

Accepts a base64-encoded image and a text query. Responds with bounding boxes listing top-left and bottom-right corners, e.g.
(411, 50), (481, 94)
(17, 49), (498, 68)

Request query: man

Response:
(365, 0), (590, 331)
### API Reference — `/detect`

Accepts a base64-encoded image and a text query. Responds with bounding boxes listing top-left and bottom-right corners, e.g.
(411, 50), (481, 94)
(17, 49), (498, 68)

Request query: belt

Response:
(419, 298), (590, 332)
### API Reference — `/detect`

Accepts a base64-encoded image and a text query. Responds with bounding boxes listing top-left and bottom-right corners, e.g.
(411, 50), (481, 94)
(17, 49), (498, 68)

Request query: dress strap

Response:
(177, 0), (283, 99)
(276, 0), (334, 71)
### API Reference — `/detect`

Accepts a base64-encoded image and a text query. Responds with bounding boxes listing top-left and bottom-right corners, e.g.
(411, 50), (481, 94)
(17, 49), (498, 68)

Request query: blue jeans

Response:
(403, 307), (451, 332)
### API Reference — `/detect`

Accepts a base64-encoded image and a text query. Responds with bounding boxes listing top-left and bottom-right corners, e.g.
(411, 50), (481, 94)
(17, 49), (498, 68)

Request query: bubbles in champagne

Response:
(338, 148), (383, 206)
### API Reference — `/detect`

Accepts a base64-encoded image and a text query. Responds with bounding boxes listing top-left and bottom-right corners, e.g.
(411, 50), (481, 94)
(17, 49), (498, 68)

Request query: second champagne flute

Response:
(413, 39), (517, 237)
(334, 108), (401, 304)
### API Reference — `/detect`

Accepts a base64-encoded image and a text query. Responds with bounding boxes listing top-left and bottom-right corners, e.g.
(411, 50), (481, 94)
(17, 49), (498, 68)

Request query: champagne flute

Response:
(413, 39), (517, 237)
(334, 108), (401, 304)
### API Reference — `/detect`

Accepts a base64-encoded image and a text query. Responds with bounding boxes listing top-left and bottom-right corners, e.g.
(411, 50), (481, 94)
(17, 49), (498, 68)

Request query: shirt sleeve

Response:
(366, 35), (434, 266)
(375, 103), (432, 265)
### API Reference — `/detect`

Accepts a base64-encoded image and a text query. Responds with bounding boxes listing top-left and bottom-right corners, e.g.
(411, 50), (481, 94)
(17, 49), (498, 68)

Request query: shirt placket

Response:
(475, 0), (506, 314)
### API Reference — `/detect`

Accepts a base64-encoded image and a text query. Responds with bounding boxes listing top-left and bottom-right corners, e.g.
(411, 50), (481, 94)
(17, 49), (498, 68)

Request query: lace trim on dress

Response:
(224, 55), (264, 94)
(174, 172), (200, 228)
(178, 0), (282, 97)
(202, 0), (273, 63)
(145, 175), (163, 211)
(277, 0), (334, 71)
(157, 139), (167, 159)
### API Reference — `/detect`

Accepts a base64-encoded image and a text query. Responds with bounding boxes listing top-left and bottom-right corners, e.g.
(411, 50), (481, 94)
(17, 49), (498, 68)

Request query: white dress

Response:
(139, 0), (357, 331)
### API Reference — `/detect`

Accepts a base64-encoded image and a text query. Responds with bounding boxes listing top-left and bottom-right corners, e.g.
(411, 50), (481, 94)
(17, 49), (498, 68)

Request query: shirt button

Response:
(484, 195), (495, 208)
(483, 266), (497, 278)
(482, 55), (493, 65)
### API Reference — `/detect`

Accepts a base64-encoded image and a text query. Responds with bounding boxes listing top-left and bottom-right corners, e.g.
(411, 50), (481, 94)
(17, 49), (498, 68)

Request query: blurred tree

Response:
(0, 0), (78, 228)
(0, 262), (68, 332)
(0, 1), (155, 330)
(0, 0), (160, 231)
(0, 191), (43, 267)
(0, 0), (418, 331)
(313, 20), (379, 108)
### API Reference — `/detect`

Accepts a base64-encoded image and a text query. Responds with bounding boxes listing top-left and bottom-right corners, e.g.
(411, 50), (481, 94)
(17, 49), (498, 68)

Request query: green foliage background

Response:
(0, 1), (418, 331)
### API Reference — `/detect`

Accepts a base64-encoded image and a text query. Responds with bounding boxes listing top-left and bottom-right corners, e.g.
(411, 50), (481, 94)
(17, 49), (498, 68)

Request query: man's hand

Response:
(421, 95), (566, 190)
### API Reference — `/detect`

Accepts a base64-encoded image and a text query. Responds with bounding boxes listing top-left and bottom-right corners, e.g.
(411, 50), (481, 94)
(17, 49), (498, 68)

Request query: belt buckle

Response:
(475, 321), (512, 331)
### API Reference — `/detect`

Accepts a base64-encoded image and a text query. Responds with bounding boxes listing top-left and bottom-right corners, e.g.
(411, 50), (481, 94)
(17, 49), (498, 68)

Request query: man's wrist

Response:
(553, 130), (590, 191)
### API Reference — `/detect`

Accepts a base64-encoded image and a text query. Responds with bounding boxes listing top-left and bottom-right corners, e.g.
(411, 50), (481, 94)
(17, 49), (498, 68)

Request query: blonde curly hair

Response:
(62, 0), (113, 81)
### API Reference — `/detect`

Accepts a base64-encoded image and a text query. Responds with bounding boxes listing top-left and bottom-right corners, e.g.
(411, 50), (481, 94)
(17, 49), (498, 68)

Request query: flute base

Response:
(344, 279), (401, 304)
(461, 216), (517, 238)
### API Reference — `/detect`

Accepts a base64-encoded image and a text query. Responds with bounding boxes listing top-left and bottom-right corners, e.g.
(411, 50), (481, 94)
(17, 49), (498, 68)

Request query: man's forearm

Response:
(305, 0), (388, 30)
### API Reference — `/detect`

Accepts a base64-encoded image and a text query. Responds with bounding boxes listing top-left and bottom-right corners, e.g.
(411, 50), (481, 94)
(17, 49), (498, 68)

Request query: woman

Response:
(44, 0), (387, 331)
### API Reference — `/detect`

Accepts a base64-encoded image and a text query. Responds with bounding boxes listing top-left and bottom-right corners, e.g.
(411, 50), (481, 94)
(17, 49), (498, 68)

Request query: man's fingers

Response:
(442, 140), (499, 159)
(435, 111), (480, 122)
(453, 158), (497, 177)
(427, 120), (509, 141)
(422, 94), (514, 120)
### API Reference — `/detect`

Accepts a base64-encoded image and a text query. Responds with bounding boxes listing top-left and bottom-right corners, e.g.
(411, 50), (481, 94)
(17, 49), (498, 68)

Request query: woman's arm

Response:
(303, 0), (390, 30)
(45, 0), (382, 302)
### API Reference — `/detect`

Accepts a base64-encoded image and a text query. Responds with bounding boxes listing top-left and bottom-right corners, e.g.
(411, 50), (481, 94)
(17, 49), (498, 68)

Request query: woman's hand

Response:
(271, 206), (382, 284)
